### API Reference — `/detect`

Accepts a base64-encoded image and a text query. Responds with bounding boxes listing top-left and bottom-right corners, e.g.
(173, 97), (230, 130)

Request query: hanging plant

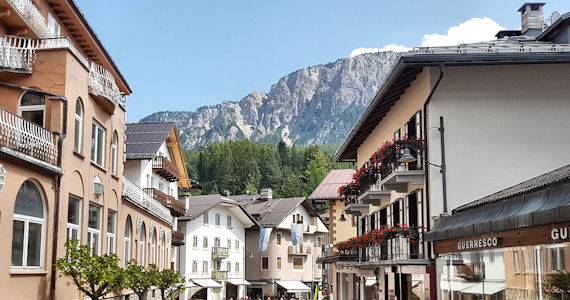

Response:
(335, 224), (424, 254)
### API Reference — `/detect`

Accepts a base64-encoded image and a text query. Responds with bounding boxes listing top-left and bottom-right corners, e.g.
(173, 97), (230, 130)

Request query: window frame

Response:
(227, 215), (232, 228)
(74, 99), (83, 153)
(66, 195), (82, 242)
(261, 256), (269, 270)
(193, 235), (198, 248)
(203, 260), (208, 274)
(293, 257), (304, 271)
(235, 239), (239, 250)
(90, 120), (106, 168)
(192, 260), (198, 274)
(124, 217), (132, 265)
(235, 262), (240, 273)
(151, 230), (157, 265)
(106, 210), (117, 255)
(215, 213), (221, 226)
(276, 256), (282, 270)
(111, 131), (118, 175)
(87, 203), (102, 256)
(139, 223), (146, 266)
(203, 212), (209, 225)
(18, 91), (45, 127)
(203, 236), (208, 248)
(276, 233), (282, 245)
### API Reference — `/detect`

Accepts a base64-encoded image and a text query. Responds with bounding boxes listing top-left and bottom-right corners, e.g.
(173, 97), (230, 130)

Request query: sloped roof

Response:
(125, 122), (175, 160)
(178, 194), (258, 227)
(309, 169), (355, 200)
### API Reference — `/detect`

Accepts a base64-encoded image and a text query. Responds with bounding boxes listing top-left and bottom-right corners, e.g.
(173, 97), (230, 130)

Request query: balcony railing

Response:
(143, 188), (185, 217)
(456, 262), (485, 281)
(288, 245), (311, 256)
(89, 62), (123, 108)
(8, 0), (50, 38)
(211, 246), (229, 260)
(152, 156), (180, 182)
(0, 106), (58, 166)
(122, 177), (173, 225)
(361, 236), (424, 262)
(212, 270), (228, 281)
(39, 37), (89, 68)
(171, 230), (184, 246)
(0, 36), (40, 73)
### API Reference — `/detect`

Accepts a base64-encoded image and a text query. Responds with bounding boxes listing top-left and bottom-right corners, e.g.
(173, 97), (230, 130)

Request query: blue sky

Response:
(75, 0), (570, 122)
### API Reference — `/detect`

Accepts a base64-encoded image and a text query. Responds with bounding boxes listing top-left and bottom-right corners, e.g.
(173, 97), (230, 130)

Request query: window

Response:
(293, 257), (303, 270)
(352, 216), (358, 226)
(203, 212), (209, 225)
(227, 215), (232, 228)
(261, 257), (269, 270)
(392, 201), (400, 226)
(139, 223), (146, 266)
(87, 204), (102, 256)
(214, 237), (220, 247)
(514, 251), (520, 272)
(276, 233), (282, 245)
(19, 91), (45, 126)
(227, 238), (231, 249)
(276, 257), (282, 269)
(47, 13), (61, 36)
(193, 235), (198, 248)
(235, 239), (239, 250)
(192, 260), (198, 273)
(151, 230), (157, 265)
(226, 261), (231, 273)
(235, 262), (240, 273)
(215, 213), (221, 225)
(111, 132), (118, 175)
(67, 195), (81, 241)
(106, 210), (116, 255)
(11, 180), (45, 269)
(203, 237), (208, 248)
(91, 121), (106, 167)
(317, 237), (322, 247)
(549, 247), (565, 271)
(124, 217), (132, 264)
(523, 249), (531, 272)
(203, 261), (208, 274)
(74, 99), (83, 153)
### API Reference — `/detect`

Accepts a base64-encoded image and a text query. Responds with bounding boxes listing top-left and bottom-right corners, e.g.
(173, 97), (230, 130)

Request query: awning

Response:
(228, 278), (252, 286)
(461, 282), (505, 295)
(439, 280), (477, 292)
(192, 279), (223, 288)
(276, 280), (311, 293)
(249, 281), (267, 286)
(365, 277), (377, 287)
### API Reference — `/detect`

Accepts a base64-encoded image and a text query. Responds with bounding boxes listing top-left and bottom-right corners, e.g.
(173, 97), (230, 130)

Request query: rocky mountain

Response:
(141, 52), (399, 149)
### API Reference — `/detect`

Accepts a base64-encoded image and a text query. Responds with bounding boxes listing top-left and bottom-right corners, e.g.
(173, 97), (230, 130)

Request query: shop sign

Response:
(457, 237), (499, 250)
(551, 226), (570, 240)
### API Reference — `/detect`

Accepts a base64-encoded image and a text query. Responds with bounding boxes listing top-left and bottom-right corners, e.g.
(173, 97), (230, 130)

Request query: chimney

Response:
(260, 188), (273, 201)
(518, 2), (546, 36)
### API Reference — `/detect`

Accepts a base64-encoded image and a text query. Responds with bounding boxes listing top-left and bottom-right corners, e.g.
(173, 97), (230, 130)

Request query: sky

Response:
(75, 0), (570, 122)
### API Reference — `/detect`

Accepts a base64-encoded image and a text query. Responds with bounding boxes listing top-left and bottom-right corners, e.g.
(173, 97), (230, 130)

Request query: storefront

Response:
(426, 168), (570, 300)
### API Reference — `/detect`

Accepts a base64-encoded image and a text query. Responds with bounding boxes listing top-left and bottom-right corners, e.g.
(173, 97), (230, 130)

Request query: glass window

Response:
(74, 99), (83, 153)
(235, 262), (239, 273)
(227, 238), (231, 249)
(106, 210), (116, 255)
(215, 213), (220, 225)
(261, 257), (269, 270)
(11, 180), (45, 269)
(111, 132), (118, 175)
(276, 233), (282, 245)
(203, 261), (208, 274)
(151, 231), (157, 265)
(47, 13), (61, 36)
(227, 215), (232, 228)
(67, 195), (81, 241)
(19, 91), (45, 127)
(124, 217), (132, 264)
(139, 223), (146, 266)
(293, 257), (303, 270)
(235, 239), (239, 250)
(193, 235), (198, 248)
(203, 212), (208, 225)
(91, 121), (106, 167)
(160, 232), (165, 269)
(203, 237), (208, 248)
(192, 260), (198, 273)
(514, 250), (520, 272)
(276, 257), (282, 269)
(87, 204), (101, 256)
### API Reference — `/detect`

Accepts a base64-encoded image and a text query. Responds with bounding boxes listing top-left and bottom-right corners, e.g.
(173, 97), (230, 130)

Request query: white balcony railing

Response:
(39, 37), (89, 68)
(0, 106), (58, 165)
(89, 62), (123, 106)
(8, 0), (50, 38)
(122, 177), (173, 225)
(0, 36), (40, 72)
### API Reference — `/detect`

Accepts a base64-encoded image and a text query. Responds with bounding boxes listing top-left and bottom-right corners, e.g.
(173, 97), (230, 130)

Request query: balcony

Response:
(171, 230), (184, 246)
(152, 156), (180, 182)
(0, 36), (40, 73)
(359, 236), (427, 265)
(288, 245), (311, 256)
(344, 202), (370, 217)
(211, 246), (229, 260)
(357, 180), (392, 207)
(7, 0), (50, 38)
(122, 177), (173, 225)
(379, 169), (425, 193)
(212, 270), (228, 281)
(143, 188), (185, 217)
(0, 106), (59, 170)
(89, 62), (123, 112)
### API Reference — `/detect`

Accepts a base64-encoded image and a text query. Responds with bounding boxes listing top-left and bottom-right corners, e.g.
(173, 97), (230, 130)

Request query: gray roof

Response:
(234, 195), (324, 228)
(455, 164), (570, 213)
(125, 122), (175, 160)
(179, 194), (257, 226)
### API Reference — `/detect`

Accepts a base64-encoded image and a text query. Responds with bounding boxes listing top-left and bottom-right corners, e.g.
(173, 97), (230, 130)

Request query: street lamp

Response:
(398, 148), (417, 164)
(339, 213), (347, 222)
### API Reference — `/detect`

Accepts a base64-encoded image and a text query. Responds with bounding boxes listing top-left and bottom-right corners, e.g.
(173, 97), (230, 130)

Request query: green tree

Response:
(154, 267), (186, 300)
(55, 239), (124, 300)
(124, 261), (158, 300)
(543, 271), (570, 297)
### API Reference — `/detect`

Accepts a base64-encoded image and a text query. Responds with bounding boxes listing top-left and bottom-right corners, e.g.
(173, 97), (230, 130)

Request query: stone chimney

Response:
(260, 188), (273, 201)
(518, 2), (545, 36)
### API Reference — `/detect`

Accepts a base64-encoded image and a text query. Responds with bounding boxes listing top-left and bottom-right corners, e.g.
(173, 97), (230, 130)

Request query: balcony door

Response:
(19, 91), (45, 127)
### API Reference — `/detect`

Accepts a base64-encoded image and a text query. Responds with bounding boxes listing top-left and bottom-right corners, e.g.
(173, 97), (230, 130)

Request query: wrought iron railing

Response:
(0, 106), (57, 165)
(122, 177), (173, 225)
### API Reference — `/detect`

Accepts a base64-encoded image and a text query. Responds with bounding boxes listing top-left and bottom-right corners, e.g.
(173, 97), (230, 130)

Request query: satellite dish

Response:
(551, 11), (562, 24)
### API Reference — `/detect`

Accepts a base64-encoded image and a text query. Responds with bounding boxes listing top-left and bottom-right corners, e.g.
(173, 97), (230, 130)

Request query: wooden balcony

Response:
(0, 106), (58, 168)
(143, 188), (185, 217)
(152, 156), (180, 182)
(288, 245), (311, 256)
(171, 230), (184, 246)
(212, 270), (228, 281)
(211, 246), (229, 260)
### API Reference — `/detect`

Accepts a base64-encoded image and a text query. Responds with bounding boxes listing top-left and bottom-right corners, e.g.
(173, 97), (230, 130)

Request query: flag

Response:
(258, 227), (272, 252)
(291, 224), (298, 245)
(314, 284), (319, 300)
(291, 223), (304, 246)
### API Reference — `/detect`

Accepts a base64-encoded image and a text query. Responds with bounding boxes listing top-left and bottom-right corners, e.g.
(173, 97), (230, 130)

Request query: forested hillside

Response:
(183, 140), (351, 198)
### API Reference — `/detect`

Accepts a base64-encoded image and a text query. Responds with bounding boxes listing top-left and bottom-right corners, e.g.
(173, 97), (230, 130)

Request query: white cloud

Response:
(421, 17), (505, 47)
(349, 17), (505, 58)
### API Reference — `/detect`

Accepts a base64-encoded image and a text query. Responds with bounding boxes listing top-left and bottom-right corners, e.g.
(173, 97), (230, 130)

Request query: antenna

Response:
(551, 11), (562, 24)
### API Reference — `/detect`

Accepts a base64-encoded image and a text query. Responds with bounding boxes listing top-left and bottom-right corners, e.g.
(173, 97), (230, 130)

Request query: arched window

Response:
(19, 91), (45, 127)
(124, 216), (132, 264)
(139, 223), (146, 266)
(74, 99), (83, 153)
(160, 231), (165, 269)
(11, 180), (45, 268)
(111, 132), (118, 175)
(151, 230), (156, 265)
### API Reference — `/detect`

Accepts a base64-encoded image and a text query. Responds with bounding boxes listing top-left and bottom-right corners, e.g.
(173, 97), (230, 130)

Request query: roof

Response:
(125, 122), (175, 160)
(455, 164), (570, 213)
(239, 197), (306, 227)
(309, 169), (355, 200)
(538, 12), (570, 41)
(335, 40), (570, 161)
(178, 194), (258, 227)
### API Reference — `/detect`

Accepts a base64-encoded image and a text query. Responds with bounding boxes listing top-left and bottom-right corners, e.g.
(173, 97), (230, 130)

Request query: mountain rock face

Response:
(141, 52), (399, 149)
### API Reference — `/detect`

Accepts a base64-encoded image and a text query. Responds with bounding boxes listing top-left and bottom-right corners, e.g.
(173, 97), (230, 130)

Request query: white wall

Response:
(428, 64), (570, 216)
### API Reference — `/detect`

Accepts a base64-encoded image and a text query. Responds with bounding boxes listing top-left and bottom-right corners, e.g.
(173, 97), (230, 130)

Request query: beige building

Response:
(0, 0), (185, 299)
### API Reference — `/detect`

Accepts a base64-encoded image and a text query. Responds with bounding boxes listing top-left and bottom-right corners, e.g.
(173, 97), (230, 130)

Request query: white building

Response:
(179, 194), (257, 300)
